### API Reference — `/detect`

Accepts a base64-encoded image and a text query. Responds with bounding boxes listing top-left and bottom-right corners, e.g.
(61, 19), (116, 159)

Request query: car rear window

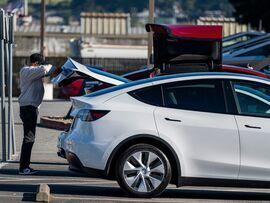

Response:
(129, 85), (163, 106)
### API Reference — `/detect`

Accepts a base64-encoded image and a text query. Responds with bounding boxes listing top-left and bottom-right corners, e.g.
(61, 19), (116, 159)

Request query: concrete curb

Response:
(36, 184), (52, 202)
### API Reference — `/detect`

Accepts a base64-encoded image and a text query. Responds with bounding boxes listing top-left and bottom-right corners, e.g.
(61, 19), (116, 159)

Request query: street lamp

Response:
(40, 0), (45, 56)
(147, 0), (155, 66)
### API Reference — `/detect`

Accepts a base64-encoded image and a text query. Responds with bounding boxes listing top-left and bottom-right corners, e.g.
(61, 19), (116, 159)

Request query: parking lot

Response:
(1, 100), (270, 202)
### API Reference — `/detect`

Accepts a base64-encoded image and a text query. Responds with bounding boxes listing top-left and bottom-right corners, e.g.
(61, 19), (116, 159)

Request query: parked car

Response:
(223, 33), (270, 54)
(218, 65), (270, 79)
(222, 31), (265, 53)
(59, 72), (270, 197)
(57, 79), (84, 99)
(223, 35), (270, 70)
(56, 64), (114, 98)
(55, 23), (270, 197)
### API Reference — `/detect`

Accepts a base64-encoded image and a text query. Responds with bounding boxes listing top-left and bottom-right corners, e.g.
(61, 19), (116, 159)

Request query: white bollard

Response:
(43, 83), (54, 100)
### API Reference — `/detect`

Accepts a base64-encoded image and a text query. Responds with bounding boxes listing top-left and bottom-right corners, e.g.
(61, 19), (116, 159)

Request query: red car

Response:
(218, 65), (270, 79)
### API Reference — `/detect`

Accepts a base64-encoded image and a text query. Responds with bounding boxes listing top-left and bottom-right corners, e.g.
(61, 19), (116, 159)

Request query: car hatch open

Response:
(51, 57), (130, 87)
(146, 24), (223, 74)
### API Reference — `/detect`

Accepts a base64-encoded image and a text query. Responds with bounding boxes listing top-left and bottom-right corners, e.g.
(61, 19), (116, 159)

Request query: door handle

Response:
(245, 125), (261, 129)
(165, 118), (181, 122)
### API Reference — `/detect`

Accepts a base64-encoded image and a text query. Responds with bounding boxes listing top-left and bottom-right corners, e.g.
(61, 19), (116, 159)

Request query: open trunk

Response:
(146, 24), (223, 74)
(51, 58), (129, 87)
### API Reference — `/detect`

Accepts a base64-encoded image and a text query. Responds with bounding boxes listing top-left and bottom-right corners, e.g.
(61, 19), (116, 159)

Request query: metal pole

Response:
(24, 0), (28, 16)
(0, 9), (6, 162)
(4, 15), (12, 160)
(9, 15), (15, 156)
(147, 0), (155, 66)
(8, 15), (15, 159)
(40, 0), (45, 56)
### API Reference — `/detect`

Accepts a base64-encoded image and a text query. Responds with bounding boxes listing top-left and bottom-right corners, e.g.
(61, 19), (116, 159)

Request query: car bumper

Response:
(66, 151), (106, 177)
(57, 131), (70, 159)
(57, 147), (66, 159)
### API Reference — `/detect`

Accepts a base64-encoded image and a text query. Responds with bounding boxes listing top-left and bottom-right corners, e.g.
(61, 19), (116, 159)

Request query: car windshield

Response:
(223, 33), (263, 48)
(228, 35), (270, 54)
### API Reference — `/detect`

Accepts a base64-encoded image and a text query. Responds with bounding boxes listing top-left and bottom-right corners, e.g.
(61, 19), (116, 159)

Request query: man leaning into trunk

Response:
(18, 53), (57, 175)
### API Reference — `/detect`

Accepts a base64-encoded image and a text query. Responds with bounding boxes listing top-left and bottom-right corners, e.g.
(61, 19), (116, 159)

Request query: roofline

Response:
(149, 72), (270, 84)
(85, 72), (270, 98)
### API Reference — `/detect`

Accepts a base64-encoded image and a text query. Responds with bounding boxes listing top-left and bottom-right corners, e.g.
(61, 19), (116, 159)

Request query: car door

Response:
(231, 80), (270, 181)
(154, 79), (240, 179)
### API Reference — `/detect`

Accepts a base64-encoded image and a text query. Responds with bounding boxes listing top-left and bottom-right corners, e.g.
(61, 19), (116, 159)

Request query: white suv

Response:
(58, 72), (270, 197)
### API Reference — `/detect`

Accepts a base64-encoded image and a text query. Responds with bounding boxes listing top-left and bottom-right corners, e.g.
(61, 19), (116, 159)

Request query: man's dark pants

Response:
(19, 105), (38, 170)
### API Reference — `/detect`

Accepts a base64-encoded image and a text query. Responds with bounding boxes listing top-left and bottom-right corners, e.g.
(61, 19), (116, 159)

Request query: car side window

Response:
(163, 79), (226, 113)
(232, 81), (270, 118)
(129, 85), (163, 106)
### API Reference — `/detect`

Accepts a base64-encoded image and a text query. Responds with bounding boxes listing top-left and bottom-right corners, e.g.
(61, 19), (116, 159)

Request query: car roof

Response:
(85, 72), (270, 98)
(220, 65), (270, 79)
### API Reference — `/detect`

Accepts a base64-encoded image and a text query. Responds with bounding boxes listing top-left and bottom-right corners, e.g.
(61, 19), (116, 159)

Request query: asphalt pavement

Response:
(1, 100), (270, 202)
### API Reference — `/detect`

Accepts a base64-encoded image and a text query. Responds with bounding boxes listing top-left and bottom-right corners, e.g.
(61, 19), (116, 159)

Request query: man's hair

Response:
(30, 53), (44, 64)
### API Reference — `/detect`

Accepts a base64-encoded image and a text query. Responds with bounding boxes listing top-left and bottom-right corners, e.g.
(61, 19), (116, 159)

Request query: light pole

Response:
(147, 0), (155, 66)
(40, 0), (45, 56)
(0, 9), (6, 162)
(24, 0), (28, 16)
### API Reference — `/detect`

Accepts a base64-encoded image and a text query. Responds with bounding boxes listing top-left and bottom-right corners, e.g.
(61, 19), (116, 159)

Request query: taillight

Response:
(77, 109), (110, 122)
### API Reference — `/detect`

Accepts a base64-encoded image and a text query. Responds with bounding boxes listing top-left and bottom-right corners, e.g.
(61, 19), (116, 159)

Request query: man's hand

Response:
(52, 66), (62, 77)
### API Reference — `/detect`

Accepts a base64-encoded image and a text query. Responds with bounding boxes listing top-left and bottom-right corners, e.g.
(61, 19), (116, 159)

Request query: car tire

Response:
(116, 144), (172, 198)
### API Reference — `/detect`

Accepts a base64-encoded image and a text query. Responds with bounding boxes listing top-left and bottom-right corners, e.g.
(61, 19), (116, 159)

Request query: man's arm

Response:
(24, 64), (56, 81)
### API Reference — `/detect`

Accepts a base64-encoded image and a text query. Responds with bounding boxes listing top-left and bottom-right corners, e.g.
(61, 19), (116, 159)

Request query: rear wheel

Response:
(116, 144), (171, 198)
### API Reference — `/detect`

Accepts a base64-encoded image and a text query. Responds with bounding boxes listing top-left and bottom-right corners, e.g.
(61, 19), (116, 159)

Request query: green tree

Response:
(229, 0), (270, 31)
(70, 0), (147, 19)
(181, 0), (233, 19)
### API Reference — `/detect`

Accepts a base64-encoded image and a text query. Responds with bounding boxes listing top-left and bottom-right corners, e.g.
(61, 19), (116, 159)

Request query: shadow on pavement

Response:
(6, 161), (68, 166)
(49, 185), (270, 200)
(162, 188), (270, 200)
(1, 183), (270, 200)
(22, 193), (36, 202)
(0, 168), (95, 178)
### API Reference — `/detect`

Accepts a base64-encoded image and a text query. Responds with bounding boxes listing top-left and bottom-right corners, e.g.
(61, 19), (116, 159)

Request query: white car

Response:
(58, 71), (270, 197)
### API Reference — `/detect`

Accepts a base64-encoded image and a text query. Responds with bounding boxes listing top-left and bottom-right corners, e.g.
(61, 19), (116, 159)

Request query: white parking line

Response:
(0, 194), (22, 197)
(53, 196), (190, 203)
(0, 154), (19, 169)
(0, 162), (8, 169)
(0, 177), (114, 183)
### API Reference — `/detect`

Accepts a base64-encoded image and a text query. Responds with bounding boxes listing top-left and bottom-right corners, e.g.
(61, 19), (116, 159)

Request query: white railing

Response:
(0, 9), (16, 162)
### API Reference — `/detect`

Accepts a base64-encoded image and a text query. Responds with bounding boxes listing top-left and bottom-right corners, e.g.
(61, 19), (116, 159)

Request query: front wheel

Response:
(116, 144), (171, 198)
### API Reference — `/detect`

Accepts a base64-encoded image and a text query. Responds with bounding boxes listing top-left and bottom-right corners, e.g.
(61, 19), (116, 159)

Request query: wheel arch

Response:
(105, 134), (182, 186)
